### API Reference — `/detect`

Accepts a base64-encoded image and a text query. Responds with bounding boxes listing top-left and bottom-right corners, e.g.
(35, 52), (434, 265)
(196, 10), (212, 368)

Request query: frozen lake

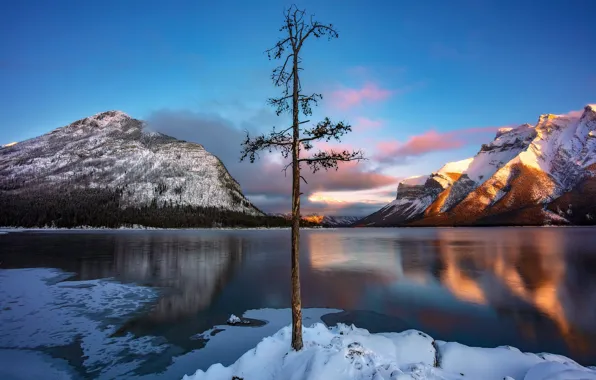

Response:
(1, 227), (595, 378)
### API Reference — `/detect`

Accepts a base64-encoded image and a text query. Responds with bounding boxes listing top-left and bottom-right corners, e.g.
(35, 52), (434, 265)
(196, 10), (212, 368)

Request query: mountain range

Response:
(2, 106), (595, 228)
(358, 104), (596, 226)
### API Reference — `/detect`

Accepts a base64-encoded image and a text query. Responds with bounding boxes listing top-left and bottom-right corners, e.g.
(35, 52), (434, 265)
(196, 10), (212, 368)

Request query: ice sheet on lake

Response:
(0, 268), (165, 379)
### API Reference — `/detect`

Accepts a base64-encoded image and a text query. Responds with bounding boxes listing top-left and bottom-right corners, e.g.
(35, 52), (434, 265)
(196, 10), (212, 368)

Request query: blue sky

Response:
(1, 0), (595, 214)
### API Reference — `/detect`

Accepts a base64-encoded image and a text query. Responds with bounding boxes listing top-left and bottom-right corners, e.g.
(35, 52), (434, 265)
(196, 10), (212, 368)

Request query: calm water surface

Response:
(1, 227), (596, 377)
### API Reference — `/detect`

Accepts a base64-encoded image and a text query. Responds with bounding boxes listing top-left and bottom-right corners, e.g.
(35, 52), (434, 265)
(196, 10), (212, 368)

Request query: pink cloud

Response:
(377, 130), (463, 159)
(330, 82), (393, 109)
(374, 126), (501, 163)
(354, 117), (384, 131)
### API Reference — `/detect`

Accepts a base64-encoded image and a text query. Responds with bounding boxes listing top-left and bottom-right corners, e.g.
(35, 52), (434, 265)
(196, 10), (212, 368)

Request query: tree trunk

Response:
(290, 52), (303, 351)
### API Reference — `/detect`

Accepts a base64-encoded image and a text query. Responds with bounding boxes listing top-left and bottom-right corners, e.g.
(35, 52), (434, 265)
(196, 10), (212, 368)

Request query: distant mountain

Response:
(357, 158), (472, 226)
(319, 215), (362, 227)
(0, 111), (271, 228)
(359, 104), (596, 226)
(270, 213), (360, 227)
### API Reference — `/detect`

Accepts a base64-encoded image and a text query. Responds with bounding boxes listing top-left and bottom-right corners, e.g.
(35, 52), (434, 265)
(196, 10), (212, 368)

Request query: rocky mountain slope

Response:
(360, 104), (596, 226)
(357, 158), (472, 226)
(0, 111), (264, 227)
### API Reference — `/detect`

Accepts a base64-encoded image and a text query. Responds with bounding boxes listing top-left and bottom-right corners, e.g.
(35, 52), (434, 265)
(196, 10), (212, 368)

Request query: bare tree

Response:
(240, 5), (365, 350)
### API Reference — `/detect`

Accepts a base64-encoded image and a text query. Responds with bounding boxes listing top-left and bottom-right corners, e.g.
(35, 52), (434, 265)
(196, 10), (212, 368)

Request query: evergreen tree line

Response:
(0, 188), (317, 229)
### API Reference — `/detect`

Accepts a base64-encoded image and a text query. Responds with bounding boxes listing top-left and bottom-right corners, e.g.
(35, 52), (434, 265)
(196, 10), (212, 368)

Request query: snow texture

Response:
(401, 175), (430, 187)
(437, 158), (473, 175)
(227, 314), (242, 325)
(0, 110), (261, 215)
(183, 323), (596, 380)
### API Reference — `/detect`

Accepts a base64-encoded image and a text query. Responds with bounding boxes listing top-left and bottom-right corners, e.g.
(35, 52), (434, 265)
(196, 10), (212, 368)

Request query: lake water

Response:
(1, 227), (595, 379)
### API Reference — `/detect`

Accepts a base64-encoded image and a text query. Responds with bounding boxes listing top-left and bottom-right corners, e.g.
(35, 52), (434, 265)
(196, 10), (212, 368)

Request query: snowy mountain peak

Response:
(361, 103), (596, 227)
(538, 113), (557, 122)
(71, 110), (132, 129)
(0, 111), (262, 220)
(582, 104), (596, 120)
(401, 175), (428, 187)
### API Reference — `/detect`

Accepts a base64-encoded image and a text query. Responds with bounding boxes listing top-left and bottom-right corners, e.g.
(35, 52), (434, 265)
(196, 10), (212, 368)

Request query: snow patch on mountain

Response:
(464, 123), (536, 184)
(401, 175), (429, 186)
(438, 157), (473, 175)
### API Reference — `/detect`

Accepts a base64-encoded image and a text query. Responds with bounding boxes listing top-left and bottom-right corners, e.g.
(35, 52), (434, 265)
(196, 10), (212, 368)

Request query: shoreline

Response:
(1, 224), (595, 232)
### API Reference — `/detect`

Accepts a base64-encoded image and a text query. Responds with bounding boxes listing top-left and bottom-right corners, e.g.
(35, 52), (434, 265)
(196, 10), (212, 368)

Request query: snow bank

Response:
(183, 323), (596, 380)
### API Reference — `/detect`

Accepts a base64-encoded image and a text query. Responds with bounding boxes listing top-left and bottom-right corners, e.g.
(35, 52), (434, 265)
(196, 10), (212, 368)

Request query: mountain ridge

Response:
(0, 111), (276, 228)
(359, 104), (596, 227)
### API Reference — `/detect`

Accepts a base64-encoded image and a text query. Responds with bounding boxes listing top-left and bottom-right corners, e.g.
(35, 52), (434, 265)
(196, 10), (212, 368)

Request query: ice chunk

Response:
(227, 314), (241, 325)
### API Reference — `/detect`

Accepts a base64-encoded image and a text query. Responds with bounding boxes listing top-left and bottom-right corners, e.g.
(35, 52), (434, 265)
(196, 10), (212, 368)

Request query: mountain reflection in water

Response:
(0, 227), (595, 365)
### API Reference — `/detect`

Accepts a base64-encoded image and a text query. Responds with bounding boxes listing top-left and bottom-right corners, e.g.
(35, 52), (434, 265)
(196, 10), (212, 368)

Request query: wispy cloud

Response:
(330, 82), (393, 109)
(374, 126), (501, 164)
(353, 117), (384, 131)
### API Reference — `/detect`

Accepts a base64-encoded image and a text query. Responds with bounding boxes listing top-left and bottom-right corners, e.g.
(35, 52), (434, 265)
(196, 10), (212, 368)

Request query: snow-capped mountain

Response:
(357, 158), (472, 226)
(360, 104), (596, 226)
(269, 213), (360, 227)
(0, 111), (261, 218)
(319, 215), (362, 227)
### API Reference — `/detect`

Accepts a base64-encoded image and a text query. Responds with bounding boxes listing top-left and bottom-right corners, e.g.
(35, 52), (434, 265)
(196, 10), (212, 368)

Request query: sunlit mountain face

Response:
(361, 105), (596, 226)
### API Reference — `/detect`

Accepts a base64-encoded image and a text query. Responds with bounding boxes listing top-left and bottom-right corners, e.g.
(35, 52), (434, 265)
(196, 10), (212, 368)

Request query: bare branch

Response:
(281, 160), (297, 177)
(299, 118), (352, 145)
(240, 128), (293, 164)
(298, 20), (339, 50)
(299, 149), (366, 173)
(273, 53), (294, 86)
(265, 37), (291, 60)
(299, 93), (323, 116)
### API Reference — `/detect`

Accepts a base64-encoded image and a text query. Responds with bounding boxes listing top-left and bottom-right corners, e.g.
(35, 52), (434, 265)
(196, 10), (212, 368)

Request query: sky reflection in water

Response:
(1, 227), (595, 366)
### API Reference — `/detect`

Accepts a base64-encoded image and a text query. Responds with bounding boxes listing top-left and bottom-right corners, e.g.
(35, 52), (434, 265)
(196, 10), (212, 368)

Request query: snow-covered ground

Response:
(184, 323), (596, 380)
